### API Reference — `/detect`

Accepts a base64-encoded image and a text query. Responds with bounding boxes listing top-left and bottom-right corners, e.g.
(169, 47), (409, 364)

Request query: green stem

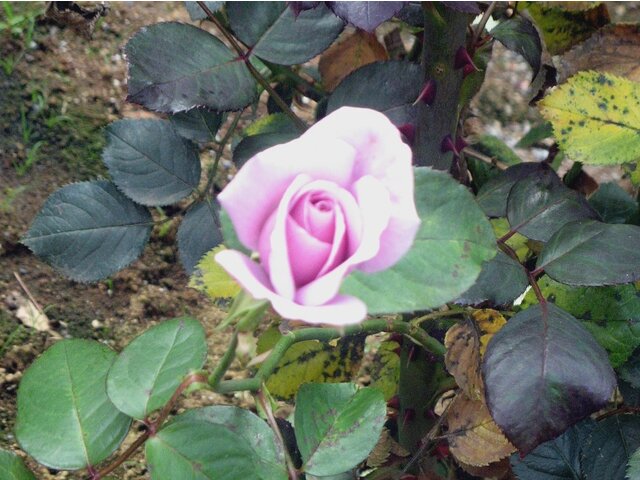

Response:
(208, 329), (239, 388)
(264, 61), (326, 98)
(213, 319), (445, 393)
(410, 307), (465, 327)
(196, 1), (307, 133)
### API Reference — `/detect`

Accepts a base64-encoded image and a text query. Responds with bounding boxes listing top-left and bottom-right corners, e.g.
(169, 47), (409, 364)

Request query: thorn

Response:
(387, 396), (400, 410)
(441, 134), (468, 157)
(412, 79), (436, 106)
(402, 408), (415, 427)
(454, 46), (479, 71)
(462, 63), (476, 78)
(398, 123), (415, 145)
(455, 135), (468, 153)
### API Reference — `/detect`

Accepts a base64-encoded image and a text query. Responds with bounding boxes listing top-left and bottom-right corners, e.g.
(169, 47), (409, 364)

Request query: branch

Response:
(471, 1), (497, 49)
(208, 329), (239, 388)
(213, 319), (446, 394)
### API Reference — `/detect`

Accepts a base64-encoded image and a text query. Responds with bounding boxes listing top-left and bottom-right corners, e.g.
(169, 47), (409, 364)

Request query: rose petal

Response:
(290, 191), (336, 243)
(287, 217), (331, 287)
(215, 250), (367, 325)
(218, 136), (357, 250)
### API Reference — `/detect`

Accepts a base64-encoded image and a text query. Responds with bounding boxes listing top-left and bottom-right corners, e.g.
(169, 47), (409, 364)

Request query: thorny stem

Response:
(257, 389), (299, 480)
(196, 1), (307, 132)
(497, 240), (547, 308)
(410, 307), (465, 327)
(213, 319), (446, 393)
(208, 329), (239, 388)
(91, 373), (208, 480)
(471, 1), (497, 50)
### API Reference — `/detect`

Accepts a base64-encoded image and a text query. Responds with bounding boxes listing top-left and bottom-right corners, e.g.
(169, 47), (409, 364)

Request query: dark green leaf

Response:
(510, 418), (595, 480)
(329, 2), (404, 32)
(456, 250), (528, 306)
(521, 276), (640, 367)
(234, 132), (300, 167)
(22, 181), (152, 282)
(0, 449), (36, 480)
(172, 406), (288, 479)
(184, 1), (222, 21)
(582, 414), (640, 480)
(295, 383), (386, 476)
(227, 2), (344, 65)
(491, 15), (542, 76)
(341, 168), (496, 314)
(169, 108), (223, 143)
(483, 303), (616, 454)
(476, 162), (548, 217)
(467, 157), (500, 191)
(103, 119), (201, 206)
(473, 134), (521, 166)
(220, 208), (249, 254)
(515, 121), (553, 148)
(327, 61), (421, 125)
(537, 220), (640, 286)
(628, 446), (640, 480)
(589, 182), (638, 224)
(178, 200), (223, 274)
(146, 411), (266, 480)
(507, 167), (599, 241)
(126, 22), (256, 113)
(621, 348), (640, 389)
(107, 317), (207, 420)
(16, 340), (131, 469)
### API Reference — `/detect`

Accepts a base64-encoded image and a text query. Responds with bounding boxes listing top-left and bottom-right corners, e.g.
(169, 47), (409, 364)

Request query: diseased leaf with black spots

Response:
(444, 321), (483, 400)
(365, 340), (400, 401)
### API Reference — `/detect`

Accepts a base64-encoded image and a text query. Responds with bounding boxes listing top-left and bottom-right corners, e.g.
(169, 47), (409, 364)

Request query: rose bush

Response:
(215, 107), (420, 325)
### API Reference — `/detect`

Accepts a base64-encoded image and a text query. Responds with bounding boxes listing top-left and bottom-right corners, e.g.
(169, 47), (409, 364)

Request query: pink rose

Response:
(215, 107), (420, 325)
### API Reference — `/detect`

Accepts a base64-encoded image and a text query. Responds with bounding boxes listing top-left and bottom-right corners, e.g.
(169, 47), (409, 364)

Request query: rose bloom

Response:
(216, 107), (420, 325)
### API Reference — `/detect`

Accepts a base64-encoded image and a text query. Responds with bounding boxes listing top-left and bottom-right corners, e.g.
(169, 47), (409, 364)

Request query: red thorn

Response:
(398, 123), (415, 146)
(387, 396), (400, 409)
(462, 63), (476, 78)
(402, 408), (416, 426)
(432, 441), (450, 459)
(455, 46), (479, 71)
(412, 79), (436, 106)
(455, 135), (468, 152)
(441, 134), (457, 154)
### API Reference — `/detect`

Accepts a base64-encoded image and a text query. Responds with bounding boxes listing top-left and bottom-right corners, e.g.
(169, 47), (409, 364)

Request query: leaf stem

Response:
(196, 1), (307, 132)
(472, 1), (497, 49)
(213, 319), (446, 393)
(410, 307), (465, 327)
(208, 329), (239, 388)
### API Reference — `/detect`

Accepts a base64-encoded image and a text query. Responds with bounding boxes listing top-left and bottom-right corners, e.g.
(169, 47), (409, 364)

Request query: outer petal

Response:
(218, 136), (357, 251)
(215, 250), (367, 325)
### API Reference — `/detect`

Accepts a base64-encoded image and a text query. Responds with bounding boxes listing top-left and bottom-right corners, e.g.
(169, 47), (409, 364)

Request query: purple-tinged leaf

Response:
(288, 1), (320, 17)
(483, 303), (616, 454)
(328, 2), (405, 32)
(442, 2), (481, 14)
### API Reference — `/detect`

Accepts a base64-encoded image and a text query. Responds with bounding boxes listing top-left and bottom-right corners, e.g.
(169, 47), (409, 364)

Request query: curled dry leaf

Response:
(319, 30), (388, 92)
(559, 24), (640, 83)
(444, 321), (483, 401)
(444, 393), (516, 467)
(6, 290), (51, 333)
(472, 309), (507, 356)
(366, 428), (409, 467)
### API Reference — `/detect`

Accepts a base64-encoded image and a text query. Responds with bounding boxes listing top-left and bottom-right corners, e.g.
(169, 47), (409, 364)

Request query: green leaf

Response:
(103, 119), (201, 206)
(491, 15), (542, 77)
(0, 449), (36, 480)
(589, 182), (638, 224)
(456, 250), (529, 306)
(476, 162), (548, 217)
(169, 108), (223, 143)
(184, 1), (222, 21)
(22, 181), (152, 282)
(621, 348), (640, 390)
(537, 220), (640, 286)
(582, 414), (640, 480)
(227, 2), (344, 65)
(220, 208), (248, 254)
(295, 383), (386, 476)
(522, 2), (610, 55)
(178, 200), (223, 275)
(510, 418), (595, 480)
(126, 22), (256, 113)
(327, 61), (421, 125)
(164, 406), (288, 480)
(540, 71), (640, 165)
(146, 410), (268, 480)
(341, 168), (496, 314)
(521, 276), (640, 367)
(473, 134), (522, 166)
(189, 245), (241, 299)
(515, 121), (553, 148)
(366, 341), (400, 401)
(107, 317), (206, 420)
(506, 166), (599, 242)
(257, 328), (365, 400)
(628, 447), (640, 480)
(233, 113), (300, 166)
(16, 340), (131, 470)
(483, 303), (616, 454)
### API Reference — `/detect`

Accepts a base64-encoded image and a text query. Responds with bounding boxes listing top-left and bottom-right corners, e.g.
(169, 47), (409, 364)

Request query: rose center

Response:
(291, 191), (336, 243)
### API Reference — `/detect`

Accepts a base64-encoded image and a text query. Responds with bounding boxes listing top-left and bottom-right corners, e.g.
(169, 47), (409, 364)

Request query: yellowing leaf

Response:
(444, 322), (483, 401)
(189, 245), (241, 299)
(258, 330), (366, 400)
(366, 341), (400, 401)
(472, 309), (507, 356)
(491, 218), (529, 261)
(445, 393), (516, 467)
(540, 71), (640, 165)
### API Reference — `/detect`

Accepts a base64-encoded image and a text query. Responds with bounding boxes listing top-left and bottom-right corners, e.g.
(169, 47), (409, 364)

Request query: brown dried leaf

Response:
(7, 290), (51, 333)
(366, 428), (409, 467)
(560, 24), (640, 83)
(472, 308), (507, 356)
(319, 30), (388, 92)
(457, 457), (515, 480)
(45, 1), (108, 39)
(444, 321), (483, 400)
(445, 393), (516, 467)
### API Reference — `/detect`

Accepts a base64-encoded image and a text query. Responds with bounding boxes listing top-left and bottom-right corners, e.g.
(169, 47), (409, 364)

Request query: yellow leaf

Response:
(491, 218), (529, 261)
(540, 71), (640, 165)
(189, 245), (241, 300)
(445, 393), (516, 467)
(444, 321), (483, 401)
(472, 309), (507, 356)
(366, 341), (400, 401)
